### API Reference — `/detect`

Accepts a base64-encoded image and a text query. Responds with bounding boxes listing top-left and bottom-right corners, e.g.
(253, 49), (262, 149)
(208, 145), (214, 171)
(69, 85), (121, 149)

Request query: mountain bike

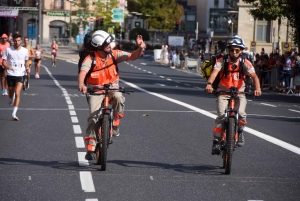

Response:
(213, 86), (252, 174)
(88, 84), (133, 171)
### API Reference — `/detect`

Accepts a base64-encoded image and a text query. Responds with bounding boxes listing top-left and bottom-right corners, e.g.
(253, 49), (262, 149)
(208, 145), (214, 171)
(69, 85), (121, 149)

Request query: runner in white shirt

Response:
(2, 33), (29, 121)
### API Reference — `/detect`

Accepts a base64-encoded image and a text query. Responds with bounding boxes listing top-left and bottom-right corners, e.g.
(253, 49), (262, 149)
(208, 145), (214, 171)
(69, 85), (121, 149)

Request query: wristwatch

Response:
(207, 82), (212, 85)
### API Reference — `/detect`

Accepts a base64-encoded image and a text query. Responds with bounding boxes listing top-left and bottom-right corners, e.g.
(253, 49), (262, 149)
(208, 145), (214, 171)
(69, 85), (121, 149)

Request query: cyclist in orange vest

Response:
(205, 35), (262, 155)
(78, 30), (146, 160)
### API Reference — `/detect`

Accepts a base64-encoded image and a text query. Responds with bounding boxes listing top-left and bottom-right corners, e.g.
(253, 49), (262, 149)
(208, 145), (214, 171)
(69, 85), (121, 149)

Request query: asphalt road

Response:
(0, 54), (300, 201)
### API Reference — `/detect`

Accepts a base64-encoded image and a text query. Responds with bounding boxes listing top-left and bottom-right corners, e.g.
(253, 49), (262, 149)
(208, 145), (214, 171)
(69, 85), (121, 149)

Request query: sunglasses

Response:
(230, 48), (241, 53)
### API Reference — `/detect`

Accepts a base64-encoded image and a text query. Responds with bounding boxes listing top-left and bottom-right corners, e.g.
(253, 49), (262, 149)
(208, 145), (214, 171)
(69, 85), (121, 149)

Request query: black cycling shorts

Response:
(0, 65), (4, 73)
(7, 75), (24, 87)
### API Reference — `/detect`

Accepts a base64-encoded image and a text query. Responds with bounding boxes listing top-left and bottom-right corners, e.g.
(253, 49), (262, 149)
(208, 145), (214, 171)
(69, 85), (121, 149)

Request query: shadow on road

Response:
(109, 159), (224, 175)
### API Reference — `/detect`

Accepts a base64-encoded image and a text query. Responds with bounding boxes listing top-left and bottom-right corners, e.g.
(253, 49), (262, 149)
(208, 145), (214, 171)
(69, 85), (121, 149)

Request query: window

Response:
(214, 0), (219, 7)
(256, 20), (271, 42)
(51, 0), (64, 9)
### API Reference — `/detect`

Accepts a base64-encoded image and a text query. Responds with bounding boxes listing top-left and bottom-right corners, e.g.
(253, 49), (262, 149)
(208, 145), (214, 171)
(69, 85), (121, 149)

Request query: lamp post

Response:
(69, 0), (74, 43)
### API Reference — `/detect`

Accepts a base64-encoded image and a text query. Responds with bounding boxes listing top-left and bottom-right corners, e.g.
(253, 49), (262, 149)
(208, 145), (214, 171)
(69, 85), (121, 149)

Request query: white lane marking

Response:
(155, 83), (165, 86)
(289, 109), (300, 113)
(148, 71), (152, 74)
(153, 73), (157, 75)
(159, 76), (165, 78)
(80, 171), (96, 192)
(138, 68), (141, 70)
(140, 63), (147, 65)
(66, 100), (73, 105)
(143, 69), (147, 72)
(78, 152), (89, 166)
(23, 93), (38, 96)
(86, 199), (98, 201)
(150, 176), (154, 180)
(71, 116), (79, 123)
(70, 110), (76, 116)
(130, 64), (134, 66)
(120, 79), (300, 156)
(248, 100), (253, 101)
(65, 96), (71, 100)
(174, 81), (181, 83)
(75, 137), (85, 148)
(73, 125), (82, 134)
(68, 105), (75, 110)
(184, 84), (191, 86)
(260, 103), (277, 107)
(193, 87), (203, 90)
(167, 78), (172, 81)
(28, 176), (31, 180)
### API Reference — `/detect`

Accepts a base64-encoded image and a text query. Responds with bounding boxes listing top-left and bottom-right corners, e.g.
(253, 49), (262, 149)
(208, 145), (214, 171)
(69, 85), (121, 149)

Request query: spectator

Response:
(283, 51), (292, 89)
(293, 53), (300, 96)
(179, 49), (186, 69)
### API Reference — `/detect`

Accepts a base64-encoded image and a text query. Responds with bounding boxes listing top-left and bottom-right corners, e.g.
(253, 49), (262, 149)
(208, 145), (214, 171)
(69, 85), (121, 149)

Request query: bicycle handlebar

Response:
(212, 90), (253, 97)
(87, 86), (134, 95)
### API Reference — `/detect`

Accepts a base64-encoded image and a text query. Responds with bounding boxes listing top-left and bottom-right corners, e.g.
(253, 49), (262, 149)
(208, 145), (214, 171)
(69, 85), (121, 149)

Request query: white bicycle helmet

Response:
(91, 30), (115, 48)
(226, 35), (245, 50)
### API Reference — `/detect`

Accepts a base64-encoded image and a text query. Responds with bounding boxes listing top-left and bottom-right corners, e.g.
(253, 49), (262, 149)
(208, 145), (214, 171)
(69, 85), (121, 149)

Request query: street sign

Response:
(250, 40), (256, 52)
(282, 42), (291, 52)
(111, 8), (124, 23)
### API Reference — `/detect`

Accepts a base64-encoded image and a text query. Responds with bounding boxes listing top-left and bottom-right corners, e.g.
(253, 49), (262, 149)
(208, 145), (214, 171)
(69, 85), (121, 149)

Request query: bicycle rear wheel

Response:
(224, 117), (235, 174)
(100, 114), (110, 171)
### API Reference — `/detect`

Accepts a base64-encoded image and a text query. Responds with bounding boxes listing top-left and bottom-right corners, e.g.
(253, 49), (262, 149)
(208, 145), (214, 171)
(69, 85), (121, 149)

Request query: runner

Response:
(23, 37), (34, 89)
(51, 40), (58, 67)
(2, 33), (29, 121)
(33, 44), (44, 79)
(0, 34), (10, 95)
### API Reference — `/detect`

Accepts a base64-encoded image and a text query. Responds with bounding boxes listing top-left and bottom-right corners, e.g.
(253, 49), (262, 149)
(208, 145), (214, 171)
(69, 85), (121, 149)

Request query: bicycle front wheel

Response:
(100, 114), (110, 171)
(224, 117), (235, 174)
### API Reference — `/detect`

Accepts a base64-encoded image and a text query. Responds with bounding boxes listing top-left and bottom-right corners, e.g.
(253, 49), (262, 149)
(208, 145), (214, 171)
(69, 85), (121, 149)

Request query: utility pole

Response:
(37, 0), (42, 44)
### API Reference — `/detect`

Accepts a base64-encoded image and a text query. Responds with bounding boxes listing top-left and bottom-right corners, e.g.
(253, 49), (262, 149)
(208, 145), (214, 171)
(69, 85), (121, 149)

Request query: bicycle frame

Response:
(214, 86), (252, 174)
(88, 84), (133, 170)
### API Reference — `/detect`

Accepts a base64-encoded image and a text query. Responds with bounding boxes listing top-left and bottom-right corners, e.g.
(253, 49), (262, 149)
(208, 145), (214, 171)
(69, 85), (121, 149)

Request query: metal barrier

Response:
(260, 68), (295, 94)
(184, 57), (202, 75)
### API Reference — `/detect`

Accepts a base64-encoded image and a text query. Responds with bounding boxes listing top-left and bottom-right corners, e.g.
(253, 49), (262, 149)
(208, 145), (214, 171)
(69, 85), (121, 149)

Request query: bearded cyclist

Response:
(205, 35), (262, 155)
(78, 30), (146, 160)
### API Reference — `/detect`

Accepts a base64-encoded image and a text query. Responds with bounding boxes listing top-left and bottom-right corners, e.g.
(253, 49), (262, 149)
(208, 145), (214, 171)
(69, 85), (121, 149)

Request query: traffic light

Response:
(95, 17), (99, 30)
(99, 18), (104, 27)
(175, 21), (179, 31)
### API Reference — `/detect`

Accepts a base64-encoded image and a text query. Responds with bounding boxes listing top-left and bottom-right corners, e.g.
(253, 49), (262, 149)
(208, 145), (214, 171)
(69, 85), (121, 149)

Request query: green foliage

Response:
(242, 0), (286, 20)
(127, 0), (183, 32)
(129, 28), (150, 41)
(242, 0), (300, 48)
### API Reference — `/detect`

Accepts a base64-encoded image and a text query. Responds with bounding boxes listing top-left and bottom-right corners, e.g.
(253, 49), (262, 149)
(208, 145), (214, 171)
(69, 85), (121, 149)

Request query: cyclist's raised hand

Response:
(78, 84), (87, 94)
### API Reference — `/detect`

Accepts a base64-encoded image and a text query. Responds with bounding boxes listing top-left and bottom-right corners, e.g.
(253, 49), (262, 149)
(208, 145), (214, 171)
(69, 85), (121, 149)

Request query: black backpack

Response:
(212, 54), (252, 91)
(78, 33), (119, 84)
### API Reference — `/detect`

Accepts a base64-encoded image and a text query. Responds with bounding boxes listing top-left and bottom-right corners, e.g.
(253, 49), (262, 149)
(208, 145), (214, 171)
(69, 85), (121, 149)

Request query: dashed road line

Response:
(75, 137), (85, 148)
(73, 125), (82, 134)
(260, 103), (277, 107)
(78, 152), (89, 166)
(80, 171), (96, 192)
(289, 109), (300, 113)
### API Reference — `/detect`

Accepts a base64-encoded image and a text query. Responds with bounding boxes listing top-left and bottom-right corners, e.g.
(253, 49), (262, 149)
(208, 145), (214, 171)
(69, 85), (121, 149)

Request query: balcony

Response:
(50, 0), (65, 10)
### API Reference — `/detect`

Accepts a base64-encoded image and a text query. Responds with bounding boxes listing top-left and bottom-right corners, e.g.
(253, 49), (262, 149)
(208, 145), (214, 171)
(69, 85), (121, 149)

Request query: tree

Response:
(242, 0), (286, 53)
(242, 0), (300, 51)
(129, 28), (150, 41)
(127, 0), (183, 32)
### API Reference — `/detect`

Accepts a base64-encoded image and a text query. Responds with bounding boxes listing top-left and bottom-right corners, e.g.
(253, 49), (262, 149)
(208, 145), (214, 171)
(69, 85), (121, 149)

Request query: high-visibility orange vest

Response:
(218, 60), (245, 92)
(86, 50), (119, 87)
